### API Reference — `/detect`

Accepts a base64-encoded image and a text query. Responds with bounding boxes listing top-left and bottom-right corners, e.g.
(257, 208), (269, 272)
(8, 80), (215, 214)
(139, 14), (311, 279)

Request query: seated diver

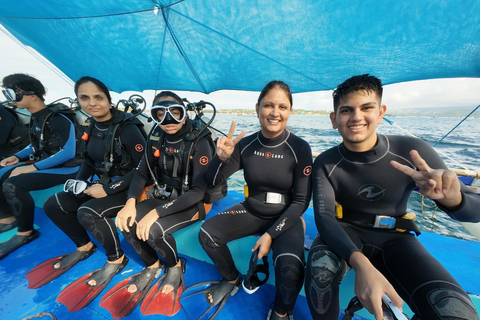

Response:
(305, 74), (480, 320)
(26, 77), (146, 312)
(110, 91), (218, 318)
(0, 73), (82, 259)
(190, 80), (312, 320)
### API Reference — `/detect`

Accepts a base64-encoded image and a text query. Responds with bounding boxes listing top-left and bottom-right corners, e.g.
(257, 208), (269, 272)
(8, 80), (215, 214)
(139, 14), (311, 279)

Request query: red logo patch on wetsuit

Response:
(265, 152), (272, 159)
(303, 165), (312, 176)
(199, 156), (209, 165)
(135, 144), (144, 152)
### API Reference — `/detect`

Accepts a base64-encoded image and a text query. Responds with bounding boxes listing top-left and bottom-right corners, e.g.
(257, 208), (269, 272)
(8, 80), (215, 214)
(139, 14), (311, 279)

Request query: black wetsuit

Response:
(0, 108), (81, 232)
(0, 106), (28, 160)
(43, 116), (145, 261)
(305, 135), (480, 320)
(122, 124), (212, 268)
(200, 130), (312, 315)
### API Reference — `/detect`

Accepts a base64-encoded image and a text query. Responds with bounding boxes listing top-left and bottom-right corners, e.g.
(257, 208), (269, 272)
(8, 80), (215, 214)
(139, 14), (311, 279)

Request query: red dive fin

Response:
(26, 246), (97, 289)
(140, 259), (186, 316)
(99, 266), (163, 319)
(56, 257), (128, 312)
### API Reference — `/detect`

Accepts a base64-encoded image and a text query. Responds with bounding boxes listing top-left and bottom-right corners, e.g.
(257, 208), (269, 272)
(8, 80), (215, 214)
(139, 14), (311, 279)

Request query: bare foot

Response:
(161, 260), (183, 294)
(0, 217), (15, 224)
(54, 242), (95, 269)
(88, 255), (125, 286)
(206, 278), (238, 304)
(127, 260), (161, 293)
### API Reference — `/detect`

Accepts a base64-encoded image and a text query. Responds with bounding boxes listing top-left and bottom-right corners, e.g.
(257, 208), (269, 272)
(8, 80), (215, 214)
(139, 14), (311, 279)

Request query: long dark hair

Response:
(74, 76), (112, 105)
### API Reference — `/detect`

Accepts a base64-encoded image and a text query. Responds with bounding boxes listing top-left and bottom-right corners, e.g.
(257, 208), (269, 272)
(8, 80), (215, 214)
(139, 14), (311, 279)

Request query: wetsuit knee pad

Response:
(198, 228), (219, 249)
(413, 284), (479, 320)
(306, 247), (348, 316)
(274, 254), (304, 313)
(77, 207), (98, 231)
(2, 181), (17, 201)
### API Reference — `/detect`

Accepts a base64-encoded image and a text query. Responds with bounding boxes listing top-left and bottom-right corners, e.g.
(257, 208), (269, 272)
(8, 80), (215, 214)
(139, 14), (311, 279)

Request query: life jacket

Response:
(0, 104), (30, 158)
(29, 103), (85, 166)
(146, 118), (228, 215)
(82, 109), (147, 184)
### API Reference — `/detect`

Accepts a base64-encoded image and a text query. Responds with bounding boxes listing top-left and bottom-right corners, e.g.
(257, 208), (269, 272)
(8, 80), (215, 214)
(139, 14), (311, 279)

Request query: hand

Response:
(115, 198), (137, 233)
(10, 164), (37, 177)
(0, 156), (19, 167)
(391, 150), (462, 208)
(252, 232), (273, 259)
(83, 183), (108, 198)
(216, 121), (246, 161)
(349, 252), (403, 320)
(136, 209), (159, 241)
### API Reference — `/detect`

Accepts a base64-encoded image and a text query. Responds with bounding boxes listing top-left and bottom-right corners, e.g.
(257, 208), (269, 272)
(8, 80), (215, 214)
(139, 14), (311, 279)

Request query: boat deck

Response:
(1, 189), (479, 320)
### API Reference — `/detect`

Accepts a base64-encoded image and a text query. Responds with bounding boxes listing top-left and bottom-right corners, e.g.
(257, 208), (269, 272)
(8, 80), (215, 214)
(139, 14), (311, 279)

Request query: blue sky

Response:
(1, 29), (480, 112)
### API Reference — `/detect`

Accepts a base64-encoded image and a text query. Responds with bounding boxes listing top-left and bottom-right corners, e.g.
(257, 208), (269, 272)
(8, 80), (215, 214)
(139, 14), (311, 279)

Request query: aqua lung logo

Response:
(357, 184), (386, 201)
(254, 150), (284, 159)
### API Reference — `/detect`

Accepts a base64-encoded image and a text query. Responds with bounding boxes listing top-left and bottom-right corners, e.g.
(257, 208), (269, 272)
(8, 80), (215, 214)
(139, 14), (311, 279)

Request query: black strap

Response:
(341, 211), (421, 236)
(248, 189), (290, 205)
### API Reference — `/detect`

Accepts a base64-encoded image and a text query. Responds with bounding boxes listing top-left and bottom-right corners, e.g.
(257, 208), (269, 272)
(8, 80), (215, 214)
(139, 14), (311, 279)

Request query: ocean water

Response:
(208, 113), (480, 241)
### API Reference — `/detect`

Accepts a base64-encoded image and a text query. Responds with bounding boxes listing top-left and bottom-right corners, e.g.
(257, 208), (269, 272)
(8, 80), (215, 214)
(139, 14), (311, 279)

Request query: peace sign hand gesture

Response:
(216, 120), (246, 162)
(390, 150), (462, 209)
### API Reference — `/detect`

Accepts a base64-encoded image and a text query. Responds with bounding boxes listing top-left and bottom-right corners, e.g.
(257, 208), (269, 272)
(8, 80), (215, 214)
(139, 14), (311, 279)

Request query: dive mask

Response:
(64, 179), (89, 195)
(242, 249), (270, 294)
(150, 101), (186, 125)
(2, 88), (35, 102)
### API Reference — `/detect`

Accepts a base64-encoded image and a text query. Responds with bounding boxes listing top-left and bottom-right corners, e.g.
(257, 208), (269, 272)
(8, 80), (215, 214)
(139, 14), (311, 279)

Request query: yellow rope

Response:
(22, 313), (57, 320)
(421, 195), (439, 231)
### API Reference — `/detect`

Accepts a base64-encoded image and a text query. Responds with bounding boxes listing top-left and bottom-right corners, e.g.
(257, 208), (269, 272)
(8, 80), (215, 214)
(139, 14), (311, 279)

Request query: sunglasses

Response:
(64, 179), (89, 195)
(150, 104), (186, 125)
(2, 88), (35, 102)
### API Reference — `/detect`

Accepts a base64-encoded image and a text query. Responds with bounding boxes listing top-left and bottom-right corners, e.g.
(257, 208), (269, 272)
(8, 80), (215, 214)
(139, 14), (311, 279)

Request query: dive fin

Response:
(26, 245), (97, 289)
(56, 256), (128, 312)
(140, 258), (186, 316)
(99, 263), (164, 319)
(182, 277), (241, 320)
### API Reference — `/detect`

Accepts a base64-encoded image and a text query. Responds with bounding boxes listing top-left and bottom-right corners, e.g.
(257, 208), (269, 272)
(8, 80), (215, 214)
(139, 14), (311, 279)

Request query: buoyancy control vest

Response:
(0, 104), (30, 158)
(82, 109), (147, 184)
(147, 118), (228, 205)
(29, 103), (85, 166)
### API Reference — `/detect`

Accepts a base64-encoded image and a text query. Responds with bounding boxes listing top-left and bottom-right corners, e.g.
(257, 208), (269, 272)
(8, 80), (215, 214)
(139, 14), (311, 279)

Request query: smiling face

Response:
(76, 81), (112, 122)
(256, 87), (292, 139)
(330, 89), (386, 152)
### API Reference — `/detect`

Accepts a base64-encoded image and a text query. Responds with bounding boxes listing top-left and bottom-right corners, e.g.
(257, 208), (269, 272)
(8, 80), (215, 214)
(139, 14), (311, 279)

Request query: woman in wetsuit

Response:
(111, 91), (214, 317)
(0, 73), (81, 259)
(198, 80), (312, 320)
(29, 77), (145, 306)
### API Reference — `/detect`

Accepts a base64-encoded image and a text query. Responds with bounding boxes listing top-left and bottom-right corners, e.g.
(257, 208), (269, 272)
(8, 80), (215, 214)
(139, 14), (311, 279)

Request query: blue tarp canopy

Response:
(0, 0), (479, 93)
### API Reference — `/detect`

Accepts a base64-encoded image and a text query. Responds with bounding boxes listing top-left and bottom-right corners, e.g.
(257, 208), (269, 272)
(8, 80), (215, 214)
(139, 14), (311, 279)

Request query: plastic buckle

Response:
(265, 192), (283, 204)
(373, 215), (396, 229)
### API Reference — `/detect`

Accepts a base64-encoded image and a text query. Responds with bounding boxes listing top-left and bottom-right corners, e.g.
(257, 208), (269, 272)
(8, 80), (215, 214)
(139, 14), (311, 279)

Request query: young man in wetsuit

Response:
(0, 73), (81, 259)
(305, 74), (480, 320)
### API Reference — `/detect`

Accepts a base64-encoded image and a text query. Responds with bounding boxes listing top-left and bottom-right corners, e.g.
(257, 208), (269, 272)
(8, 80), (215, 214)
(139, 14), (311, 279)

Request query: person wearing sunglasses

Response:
(109, 91), (216, 317)
(27, 77), (146, 309)
(0, 74), (81, 259)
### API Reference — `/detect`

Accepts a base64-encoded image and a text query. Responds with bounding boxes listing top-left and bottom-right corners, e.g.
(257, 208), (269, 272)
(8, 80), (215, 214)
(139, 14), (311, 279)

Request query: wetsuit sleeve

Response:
(75, 159), (95, 181)
(14, 144), (34, 161)
(103, 123), (145, 195)
(414, 139), (480, 222)
(33, 113), (76, 170)
(204, 141), (242, 186)
(155, 137), (212, 217)
(127, 155), (151, 200)
(313, 156), (361, 261)
(267, 141), (313, 239)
